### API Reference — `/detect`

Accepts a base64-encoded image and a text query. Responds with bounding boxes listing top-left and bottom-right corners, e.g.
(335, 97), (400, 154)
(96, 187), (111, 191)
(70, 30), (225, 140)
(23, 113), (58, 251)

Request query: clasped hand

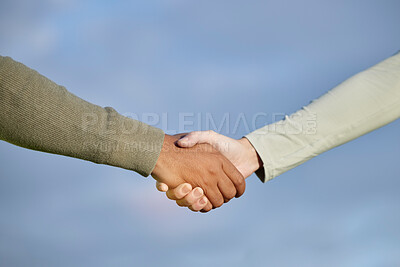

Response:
(151, 131), (262, 212)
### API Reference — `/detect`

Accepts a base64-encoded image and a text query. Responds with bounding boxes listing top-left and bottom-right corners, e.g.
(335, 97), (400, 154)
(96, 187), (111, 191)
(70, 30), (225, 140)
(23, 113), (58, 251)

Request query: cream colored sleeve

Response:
(246, 51), (400, 182)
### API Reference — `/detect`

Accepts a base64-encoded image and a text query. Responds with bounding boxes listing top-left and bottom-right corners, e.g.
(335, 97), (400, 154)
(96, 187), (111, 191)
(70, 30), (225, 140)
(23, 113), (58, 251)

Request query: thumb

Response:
(177, 130), (218, 148)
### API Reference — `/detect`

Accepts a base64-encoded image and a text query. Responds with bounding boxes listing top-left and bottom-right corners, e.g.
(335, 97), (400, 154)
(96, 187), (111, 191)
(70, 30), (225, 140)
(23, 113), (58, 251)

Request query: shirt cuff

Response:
(244, 134), (274, 183)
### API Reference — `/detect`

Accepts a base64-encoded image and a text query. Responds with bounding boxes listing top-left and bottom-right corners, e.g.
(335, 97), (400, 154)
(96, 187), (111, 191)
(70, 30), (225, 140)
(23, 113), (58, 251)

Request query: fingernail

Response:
(179, 137), (188, 143)
(182, 185), (191, 194)
(160, 184), (168, 191)
(199, 197), (207, 205)
(194, 188), (203, 197)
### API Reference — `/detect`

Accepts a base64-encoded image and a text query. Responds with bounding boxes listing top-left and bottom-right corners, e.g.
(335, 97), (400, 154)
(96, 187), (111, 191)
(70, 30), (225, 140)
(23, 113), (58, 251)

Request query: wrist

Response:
(238, 137), (262, 176)
(151, 134), (172, 178)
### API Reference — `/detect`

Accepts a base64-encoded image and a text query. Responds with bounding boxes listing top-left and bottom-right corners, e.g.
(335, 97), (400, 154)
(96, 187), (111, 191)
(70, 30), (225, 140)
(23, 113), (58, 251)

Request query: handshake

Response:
(1, 53), (397, 215)
(151, 131), (262, 213)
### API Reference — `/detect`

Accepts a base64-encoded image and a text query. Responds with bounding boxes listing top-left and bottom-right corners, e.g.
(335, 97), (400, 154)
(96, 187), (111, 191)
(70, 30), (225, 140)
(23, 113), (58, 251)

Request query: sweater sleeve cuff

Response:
(127, 124), (165, 177)
(107, 118), (165, 177)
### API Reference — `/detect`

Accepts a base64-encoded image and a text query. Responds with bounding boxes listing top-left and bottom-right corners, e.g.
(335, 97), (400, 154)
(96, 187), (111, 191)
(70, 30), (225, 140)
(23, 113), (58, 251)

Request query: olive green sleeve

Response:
(0, 56), (165, 176)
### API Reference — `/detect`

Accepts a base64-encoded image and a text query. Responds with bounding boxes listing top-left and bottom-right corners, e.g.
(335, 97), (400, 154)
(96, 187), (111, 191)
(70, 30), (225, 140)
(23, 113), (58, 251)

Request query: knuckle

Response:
(202, 178), (215, 189)
(201, 206), (211, 213)
(214, 198), (224, 208)
(226, 188), (236, 199)
(205, 130), (216, 138)
(205, 202), (213, 210)
(191, 131), (200, 137)
(176, 200), (188, 207)
(208, 169), (218, 176)
(189, 206), (197, 212)
(236, 176), (245, 187)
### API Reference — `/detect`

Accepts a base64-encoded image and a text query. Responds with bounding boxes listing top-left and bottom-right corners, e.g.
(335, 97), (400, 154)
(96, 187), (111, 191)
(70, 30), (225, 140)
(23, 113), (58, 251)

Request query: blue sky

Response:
(0, 0), (400, 266)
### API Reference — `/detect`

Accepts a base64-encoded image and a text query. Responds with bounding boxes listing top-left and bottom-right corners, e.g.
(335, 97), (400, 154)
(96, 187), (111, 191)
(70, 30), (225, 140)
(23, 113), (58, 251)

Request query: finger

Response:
(156, 181), (169, 192)
(166, 183), (192, 200)
(222, 160), (246, 198)
(204, 186), (224, 209)
(200, 201), (213, 213)
(176, 187), (204, 207)
(217, 174), (237, 201)
(177, 131), (217, 148)
(188, 196), (208, 212)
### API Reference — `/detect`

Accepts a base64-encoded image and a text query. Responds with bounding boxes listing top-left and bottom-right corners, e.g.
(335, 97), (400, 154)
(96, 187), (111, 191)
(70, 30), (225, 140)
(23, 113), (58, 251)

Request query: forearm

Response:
(0, 56), (164, 176)
(246, 52), (400, 182)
